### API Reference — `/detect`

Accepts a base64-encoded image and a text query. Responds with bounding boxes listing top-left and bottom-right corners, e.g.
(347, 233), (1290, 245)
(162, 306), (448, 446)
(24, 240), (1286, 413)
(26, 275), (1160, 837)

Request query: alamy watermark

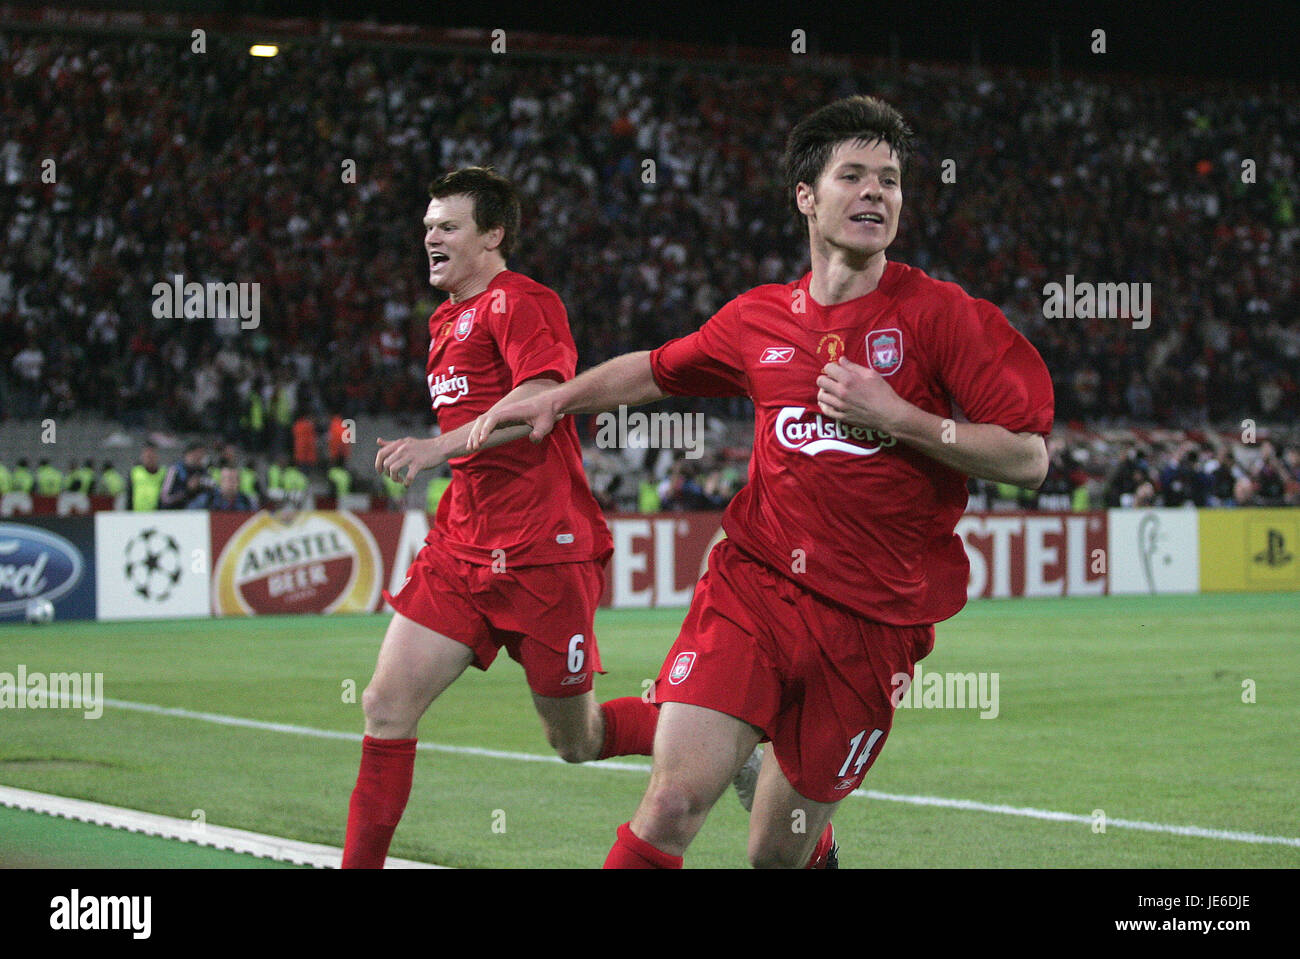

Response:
(594, 406), (705, 460)
(891, 663), (999, 719)
(50, 889), (150, 939)
(1042, 274), (1151, 330)
(152, 274), (260, 329)
(0, 665), (103, 718)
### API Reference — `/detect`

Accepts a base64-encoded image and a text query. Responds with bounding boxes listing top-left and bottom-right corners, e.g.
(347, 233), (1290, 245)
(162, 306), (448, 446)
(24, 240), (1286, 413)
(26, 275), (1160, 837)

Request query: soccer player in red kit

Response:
(341, 168), (659, 868)
(469, 96), (1055, 868)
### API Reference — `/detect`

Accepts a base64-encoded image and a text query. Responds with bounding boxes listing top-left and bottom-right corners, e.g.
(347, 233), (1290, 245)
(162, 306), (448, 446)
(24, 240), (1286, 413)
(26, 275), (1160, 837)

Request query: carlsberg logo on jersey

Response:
(775, 407), (896, 457)
(428, 367), (469, 408)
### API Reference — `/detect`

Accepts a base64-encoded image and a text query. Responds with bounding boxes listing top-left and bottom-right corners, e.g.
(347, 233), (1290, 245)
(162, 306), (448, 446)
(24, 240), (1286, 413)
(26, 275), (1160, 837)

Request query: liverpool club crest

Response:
(454, 308), (476, 341)
(867, 328), (903, 376)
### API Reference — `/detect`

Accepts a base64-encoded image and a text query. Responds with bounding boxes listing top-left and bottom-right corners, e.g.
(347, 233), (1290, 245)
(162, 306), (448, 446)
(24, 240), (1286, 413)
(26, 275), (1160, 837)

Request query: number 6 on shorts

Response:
(566, 633), (585, 673)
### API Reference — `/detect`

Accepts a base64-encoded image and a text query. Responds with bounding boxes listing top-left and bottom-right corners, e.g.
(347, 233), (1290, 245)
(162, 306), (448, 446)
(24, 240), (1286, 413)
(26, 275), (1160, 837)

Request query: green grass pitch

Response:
(1, 593), (1296, 868)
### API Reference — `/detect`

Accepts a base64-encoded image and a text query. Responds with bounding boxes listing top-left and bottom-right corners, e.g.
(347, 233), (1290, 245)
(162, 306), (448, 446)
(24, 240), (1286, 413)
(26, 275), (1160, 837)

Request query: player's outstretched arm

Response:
(376, 379), (556, 485)
(817, 357), (1049, 488)
(466, 351), (666, 451)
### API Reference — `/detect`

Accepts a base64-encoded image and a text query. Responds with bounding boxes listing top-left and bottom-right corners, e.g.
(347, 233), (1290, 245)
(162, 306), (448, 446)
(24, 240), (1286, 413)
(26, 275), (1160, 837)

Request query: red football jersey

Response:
(650, 261), (1054, 625)
(425, 270), (611, 567)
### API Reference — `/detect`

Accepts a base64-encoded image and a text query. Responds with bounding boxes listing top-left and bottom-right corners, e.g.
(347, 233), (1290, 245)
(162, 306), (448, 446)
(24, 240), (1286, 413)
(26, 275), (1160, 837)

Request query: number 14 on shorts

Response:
(838, 728), (885, 778)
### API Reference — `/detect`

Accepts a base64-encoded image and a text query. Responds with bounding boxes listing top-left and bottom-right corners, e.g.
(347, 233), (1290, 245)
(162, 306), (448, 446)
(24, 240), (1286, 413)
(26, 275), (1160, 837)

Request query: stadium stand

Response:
(0, 18), (1296, 509)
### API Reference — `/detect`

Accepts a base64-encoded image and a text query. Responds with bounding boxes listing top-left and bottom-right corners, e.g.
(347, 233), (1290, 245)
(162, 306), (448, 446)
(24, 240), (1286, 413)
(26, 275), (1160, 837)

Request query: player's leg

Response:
(604, 701), (762, 867)
(742, 614), (934, 870)
(342, 612), (475, 869)
(530, 689), (659, 763)
(603, 540), (784, 866)
(746, 748), (839, 869)
(362, 611), (475, 739)
(530, 690), (605, 763)
(506, 558), (658, 764)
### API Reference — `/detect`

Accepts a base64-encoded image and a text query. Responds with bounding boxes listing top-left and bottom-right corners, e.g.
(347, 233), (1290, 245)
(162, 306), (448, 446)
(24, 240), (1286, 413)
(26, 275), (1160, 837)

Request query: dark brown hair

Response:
(428, 166), (522, 258)
(782, 96), (915, 229)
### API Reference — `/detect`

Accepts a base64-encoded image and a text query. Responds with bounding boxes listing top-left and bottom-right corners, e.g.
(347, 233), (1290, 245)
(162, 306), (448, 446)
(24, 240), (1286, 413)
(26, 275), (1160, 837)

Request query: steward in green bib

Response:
(96, 462), (126, 497)
(130, 444), (166, 511)
(327, 460), (353, 501)
(66, 459), (96, 494)
(11, 460), (34, 493)
(35, 460), (63, 496)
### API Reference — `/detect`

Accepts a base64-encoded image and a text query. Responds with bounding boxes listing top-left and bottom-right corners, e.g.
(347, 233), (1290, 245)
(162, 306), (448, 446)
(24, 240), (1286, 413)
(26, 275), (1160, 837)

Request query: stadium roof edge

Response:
(1, 4), (1295, 93)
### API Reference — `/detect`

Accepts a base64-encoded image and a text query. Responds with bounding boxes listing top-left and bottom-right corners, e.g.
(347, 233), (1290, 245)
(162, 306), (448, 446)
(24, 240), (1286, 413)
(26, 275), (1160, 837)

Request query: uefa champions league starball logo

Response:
(123, 528), (184, 602)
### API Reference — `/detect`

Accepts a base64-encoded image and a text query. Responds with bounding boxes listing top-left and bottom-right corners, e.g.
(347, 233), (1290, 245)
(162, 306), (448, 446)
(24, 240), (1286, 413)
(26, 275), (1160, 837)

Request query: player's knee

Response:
(361, 684), (414, 737)
(640, 779), (712, 838)
(360, 683), (386, 721)
(552, 738), (596, 764)
(538, 701), (604, 763)
(545, 726), (601, 764)
(747, 837), (808, 870)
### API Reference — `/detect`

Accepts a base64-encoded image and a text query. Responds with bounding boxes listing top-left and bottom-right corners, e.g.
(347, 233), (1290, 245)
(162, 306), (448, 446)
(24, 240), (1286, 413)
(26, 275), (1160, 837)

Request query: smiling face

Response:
(796, 138), (902, 262)
(423, 194), (505, 299)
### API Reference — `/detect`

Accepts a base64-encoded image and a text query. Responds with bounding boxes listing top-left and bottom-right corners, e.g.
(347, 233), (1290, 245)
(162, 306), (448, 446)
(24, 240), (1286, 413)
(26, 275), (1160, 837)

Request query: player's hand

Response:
(816, 357), (910, 433)
(374, 436), (445, 486)
(466, 392), (561, 451)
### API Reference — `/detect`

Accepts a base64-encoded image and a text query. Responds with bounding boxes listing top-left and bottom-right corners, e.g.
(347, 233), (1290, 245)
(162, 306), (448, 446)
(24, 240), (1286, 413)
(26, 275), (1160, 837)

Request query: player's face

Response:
(798, 138), (902, 258)
(423, 195), (499, 294)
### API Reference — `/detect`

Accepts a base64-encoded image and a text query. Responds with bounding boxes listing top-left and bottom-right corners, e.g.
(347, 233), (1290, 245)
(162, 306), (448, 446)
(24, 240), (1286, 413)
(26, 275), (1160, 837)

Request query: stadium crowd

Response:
(4, 427), (1299, 511)
(1, 28), (1297, 503)
(0, 433), (379, 511)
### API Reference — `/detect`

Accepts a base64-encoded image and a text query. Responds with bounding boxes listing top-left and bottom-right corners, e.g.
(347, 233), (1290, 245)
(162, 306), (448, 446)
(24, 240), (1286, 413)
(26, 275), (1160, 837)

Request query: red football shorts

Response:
(384, 541), (607, 698)
(655, 538), (935, 803)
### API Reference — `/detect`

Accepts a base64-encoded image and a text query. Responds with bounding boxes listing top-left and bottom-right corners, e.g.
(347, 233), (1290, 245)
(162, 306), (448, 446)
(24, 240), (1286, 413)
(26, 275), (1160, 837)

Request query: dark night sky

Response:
(284, 0), (1299, 83)
(32, 0), (1300, 83)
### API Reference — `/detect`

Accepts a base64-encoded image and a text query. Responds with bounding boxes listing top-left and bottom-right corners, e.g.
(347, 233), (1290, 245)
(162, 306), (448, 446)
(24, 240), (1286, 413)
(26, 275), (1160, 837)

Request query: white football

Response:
(24, 598), (55, 625)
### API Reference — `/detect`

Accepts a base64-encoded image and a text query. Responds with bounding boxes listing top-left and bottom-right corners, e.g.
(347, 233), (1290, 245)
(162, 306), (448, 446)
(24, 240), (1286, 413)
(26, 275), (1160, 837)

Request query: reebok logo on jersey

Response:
(774, 407), (897, 457)
(866, 328), (903, 376)
(428, 367), (469, 408)
(760, 347), (795, 364)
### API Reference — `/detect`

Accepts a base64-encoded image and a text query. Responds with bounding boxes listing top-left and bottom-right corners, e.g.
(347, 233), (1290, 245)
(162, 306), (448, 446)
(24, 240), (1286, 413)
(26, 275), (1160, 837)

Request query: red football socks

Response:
(806, 822), (835, 869)
(598, 696), (657, 759)
(341, 735), (417, 869)
(603, 822), (683, 869)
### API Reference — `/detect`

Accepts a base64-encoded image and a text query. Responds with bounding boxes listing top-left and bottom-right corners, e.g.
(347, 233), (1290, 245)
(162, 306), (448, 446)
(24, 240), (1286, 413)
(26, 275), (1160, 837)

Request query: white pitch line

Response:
(85, 697), (1300, 850)
(100, 697), (653, 772)
(0, 784), (441, 868)
(855, 791), (1300, 848)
